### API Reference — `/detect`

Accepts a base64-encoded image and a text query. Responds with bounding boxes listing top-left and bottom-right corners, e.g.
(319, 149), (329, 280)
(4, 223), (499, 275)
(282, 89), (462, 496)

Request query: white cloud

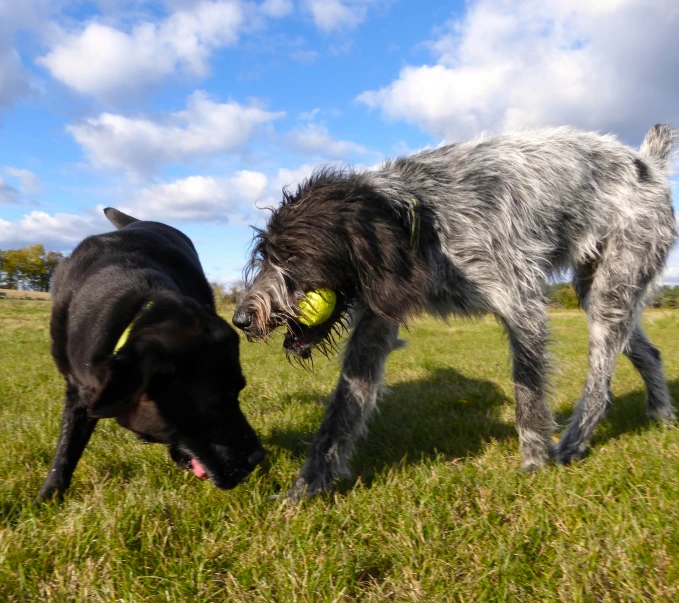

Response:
(37, 1), (245, 101)
(0, 47), (31, 108)
(119, 163), (318, 227)
(287, 123), (367, 159)
(123, 163), (328, 226)
(664, 224), (679, 283)
(230, 162), (318, 227)
(124, 171), (268, 223)
(358, 0), (679, 142)
(67, 91), (284, 177)
(207, 273), (244, 287)
(260, 0), (294, 18)
(290, 49), (319, 63)
(0, 162), (319, 248)
(0, 0), (51, 109)
(231, 170), (269, 204)
(305, 0), (360, 31)
(0, 177), (20, 205)
(303, 0), (386, 32)
(270, 163), (316, 194)
(0, 208), (109, 249)
(3, 167), (41, 195)
(298, 108), (320, 121)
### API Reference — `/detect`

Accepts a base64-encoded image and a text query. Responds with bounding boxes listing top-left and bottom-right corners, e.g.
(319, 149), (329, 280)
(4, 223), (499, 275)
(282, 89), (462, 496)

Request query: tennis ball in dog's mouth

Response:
(297, 288), (337, 327)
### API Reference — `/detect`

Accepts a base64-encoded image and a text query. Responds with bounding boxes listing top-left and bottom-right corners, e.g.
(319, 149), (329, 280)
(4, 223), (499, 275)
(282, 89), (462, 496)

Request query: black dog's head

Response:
(233, 169), (428, 360)
(89, 295), (265, 489)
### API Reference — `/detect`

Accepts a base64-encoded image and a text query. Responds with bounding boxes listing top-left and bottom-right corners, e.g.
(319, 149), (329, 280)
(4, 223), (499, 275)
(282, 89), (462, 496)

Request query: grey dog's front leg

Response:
(288, 312), (400, 499)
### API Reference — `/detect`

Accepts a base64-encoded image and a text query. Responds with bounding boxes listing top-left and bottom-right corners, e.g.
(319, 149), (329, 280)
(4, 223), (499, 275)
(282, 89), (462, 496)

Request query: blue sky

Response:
(1, 0), (678, 285)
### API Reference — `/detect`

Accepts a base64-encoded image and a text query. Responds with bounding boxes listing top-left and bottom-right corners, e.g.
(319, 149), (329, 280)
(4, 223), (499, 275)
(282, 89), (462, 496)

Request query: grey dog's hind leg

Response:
(288, 312), (399, 499)
(557, 252), (651, 463)
(501, 302), (555, 471)
(624, 324), (676, 424)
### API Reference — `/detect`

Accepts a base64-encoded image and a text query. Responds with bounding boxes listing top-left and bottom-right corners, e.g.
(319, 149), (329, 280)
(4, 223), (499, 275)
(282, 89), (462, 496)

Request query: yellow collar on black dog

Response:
(113, 301), (153, 355)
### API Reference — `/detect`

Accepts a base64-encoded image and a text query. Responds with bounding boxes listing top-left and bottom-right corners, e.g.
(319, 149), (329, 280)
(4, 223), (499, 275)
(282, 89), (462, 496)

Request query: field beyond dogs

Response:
(1, 301), (679, 602)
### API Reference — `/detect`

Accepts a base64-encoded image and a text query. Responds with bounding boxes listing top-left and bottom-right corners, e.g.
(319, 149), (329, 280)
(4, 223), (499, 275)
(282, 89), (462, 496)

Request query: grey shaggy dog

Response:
(233, 125), (678, 499)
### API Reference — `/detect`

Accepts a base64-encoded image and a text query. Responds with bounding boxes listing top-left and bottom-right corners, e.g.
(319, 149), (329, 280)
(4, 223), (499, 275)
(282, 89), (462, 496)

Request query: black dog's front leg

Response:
(288, 312), (400, 499)
(37, 384), (98, 502)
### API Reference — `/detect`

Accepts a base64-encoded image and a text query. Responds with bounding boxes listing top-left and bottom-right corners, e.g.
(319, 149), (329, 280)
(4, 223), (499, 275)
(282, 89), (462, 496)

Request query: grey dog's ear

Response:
(103, 207), (139, 230)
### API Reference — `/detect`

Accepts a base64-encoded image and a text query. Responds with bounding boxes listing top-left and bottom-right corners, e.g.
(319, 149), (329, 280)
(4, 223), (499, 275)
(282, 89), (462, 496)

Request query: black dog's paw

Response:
(33, 486), (64, 507)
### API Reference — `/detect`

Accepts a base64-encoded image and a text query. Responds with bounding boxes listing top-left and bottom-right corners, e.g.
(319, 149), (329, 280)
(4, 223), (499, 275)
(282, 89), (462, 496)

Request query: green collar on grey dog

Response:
(408, 197), (421, 253)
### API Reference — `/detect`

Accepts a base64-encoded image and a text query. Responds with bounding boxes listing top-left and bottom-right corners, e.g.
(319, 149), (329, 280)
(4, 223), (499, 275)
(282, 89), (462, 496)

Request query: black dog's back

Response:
(50, 217), (213, 381)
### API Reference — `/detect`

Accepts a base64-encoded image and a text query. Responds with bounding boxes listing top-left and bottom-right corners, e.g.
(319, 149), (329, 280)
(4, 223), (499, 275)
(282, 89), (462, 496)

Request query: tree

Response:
(228, 280), (245, 304)
(0, 245), (64, 291)
(546, 283), (580, 309)
(210, 280), (245, 310)
(0, 248), (25, 289)
(652, 285), (679, 309)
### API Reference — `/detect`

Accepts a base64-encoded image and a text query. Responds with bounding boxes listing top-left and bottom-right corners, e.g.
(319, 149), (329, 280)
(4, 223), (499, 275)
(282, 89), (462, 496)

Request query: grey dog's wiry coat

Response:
(235, 125), (677, 498)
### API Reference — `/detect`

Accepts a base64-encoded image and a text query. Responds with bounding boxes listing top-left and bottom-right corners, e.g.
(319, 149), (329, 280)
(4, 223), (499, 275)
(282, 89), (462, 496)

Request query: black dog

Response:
(37, 208), (264, 501)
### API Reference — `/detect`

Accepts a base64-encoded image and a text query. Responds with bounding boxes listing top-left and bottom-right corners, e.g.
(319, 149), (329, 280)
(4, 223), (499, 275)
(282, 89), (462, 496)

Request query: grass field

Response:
(1, 300), (679, 602)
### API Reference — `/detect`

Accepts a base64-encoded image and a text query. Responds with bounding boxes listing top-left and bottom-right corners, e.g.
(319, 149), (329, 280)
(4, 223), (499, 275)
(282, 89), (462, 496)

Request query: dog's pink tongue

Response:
(190, 458), (208, 480)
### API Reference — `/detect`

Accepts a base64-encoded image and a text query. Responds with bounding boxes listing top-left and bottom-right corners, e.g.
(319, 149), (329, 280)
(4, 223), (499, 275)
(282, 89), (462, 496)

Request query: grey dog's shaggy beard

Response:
(234, 125), (677, 498)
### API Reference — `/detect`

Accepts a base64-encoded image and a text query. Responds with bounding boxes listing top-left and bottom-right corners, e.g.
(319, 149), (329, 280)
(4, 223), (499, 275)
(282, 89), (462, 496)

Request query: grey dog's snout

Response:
(232, 309), (252, 330)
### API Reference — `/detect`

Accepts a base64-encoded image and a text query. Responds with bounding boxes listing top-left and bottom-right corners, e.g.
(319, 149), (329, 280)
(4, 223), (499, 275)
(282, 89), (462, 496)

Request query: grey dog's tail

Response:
(639, 124), (677, 171)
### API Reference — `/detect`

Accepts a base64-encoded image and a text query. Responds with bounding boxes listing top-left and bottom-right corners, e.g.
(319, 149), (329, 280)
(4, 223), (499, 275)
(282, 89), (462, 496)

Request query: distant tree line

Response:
(211, 281), (244, 310)
(215, 281), (679, 310)
(546, 282), (679, 309)
(3, 249), (679, 308)
(648, 285), (679, 309)
(0, 245), (64, 292)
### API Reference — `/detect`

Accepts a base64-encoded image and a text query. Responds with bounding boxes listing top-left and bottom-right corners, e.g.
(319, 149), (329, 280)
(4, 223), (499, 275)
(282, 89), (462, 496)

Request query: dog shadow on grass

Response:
(266, 370), (679, 493)
(555, 378), (679, 448)
(266, 366), (518, 490)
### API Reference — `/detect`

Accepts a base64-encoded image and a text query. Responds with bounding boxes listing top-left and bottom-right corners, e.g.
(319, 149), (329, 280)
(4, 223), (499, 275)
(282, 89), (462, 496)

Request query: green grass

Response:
(1, 300), (679, 602)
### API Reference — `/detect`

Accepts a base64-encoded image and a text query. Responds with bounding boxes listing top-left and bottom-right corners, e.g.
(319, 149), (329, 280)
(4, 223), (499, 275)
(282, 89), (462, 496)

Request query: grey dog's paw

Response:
(266, 478), (312, 503)
(286, 476), (313, 501)
(648, 407), (677, 427)
(267, 475), (330, 502)
(554, 433), (587, 465)
(287, 474), (332, 501)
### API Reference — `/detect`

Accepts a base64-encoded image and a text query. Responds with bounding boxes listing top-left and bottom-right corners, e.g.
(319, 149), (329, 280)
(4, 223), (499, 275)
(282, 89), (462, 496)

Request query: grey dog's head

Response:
(232, 169), (428, 360)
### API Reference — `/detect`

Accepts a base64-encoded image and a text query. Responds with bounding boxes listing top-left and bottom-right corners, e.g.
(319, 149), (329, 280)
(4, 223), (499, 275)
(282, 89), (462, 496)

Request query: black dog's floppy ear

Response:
(103, 207), (139, 230)
(88, 344), (173, 419)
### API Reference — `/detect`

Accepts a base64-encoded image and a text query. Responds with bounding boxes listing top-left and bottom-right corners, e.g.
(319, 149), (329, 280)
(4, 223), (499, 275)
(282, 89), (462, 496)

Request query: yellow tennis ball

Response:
(298, 288), (337, 327)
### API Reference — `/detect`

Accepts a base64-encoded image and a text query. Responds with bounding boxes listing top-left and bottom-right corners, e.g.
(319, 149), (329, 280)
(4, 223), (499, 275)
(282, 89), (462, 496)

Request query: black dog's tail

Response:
(640, 124), (677, 172)
(103, 207), (140, 230)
